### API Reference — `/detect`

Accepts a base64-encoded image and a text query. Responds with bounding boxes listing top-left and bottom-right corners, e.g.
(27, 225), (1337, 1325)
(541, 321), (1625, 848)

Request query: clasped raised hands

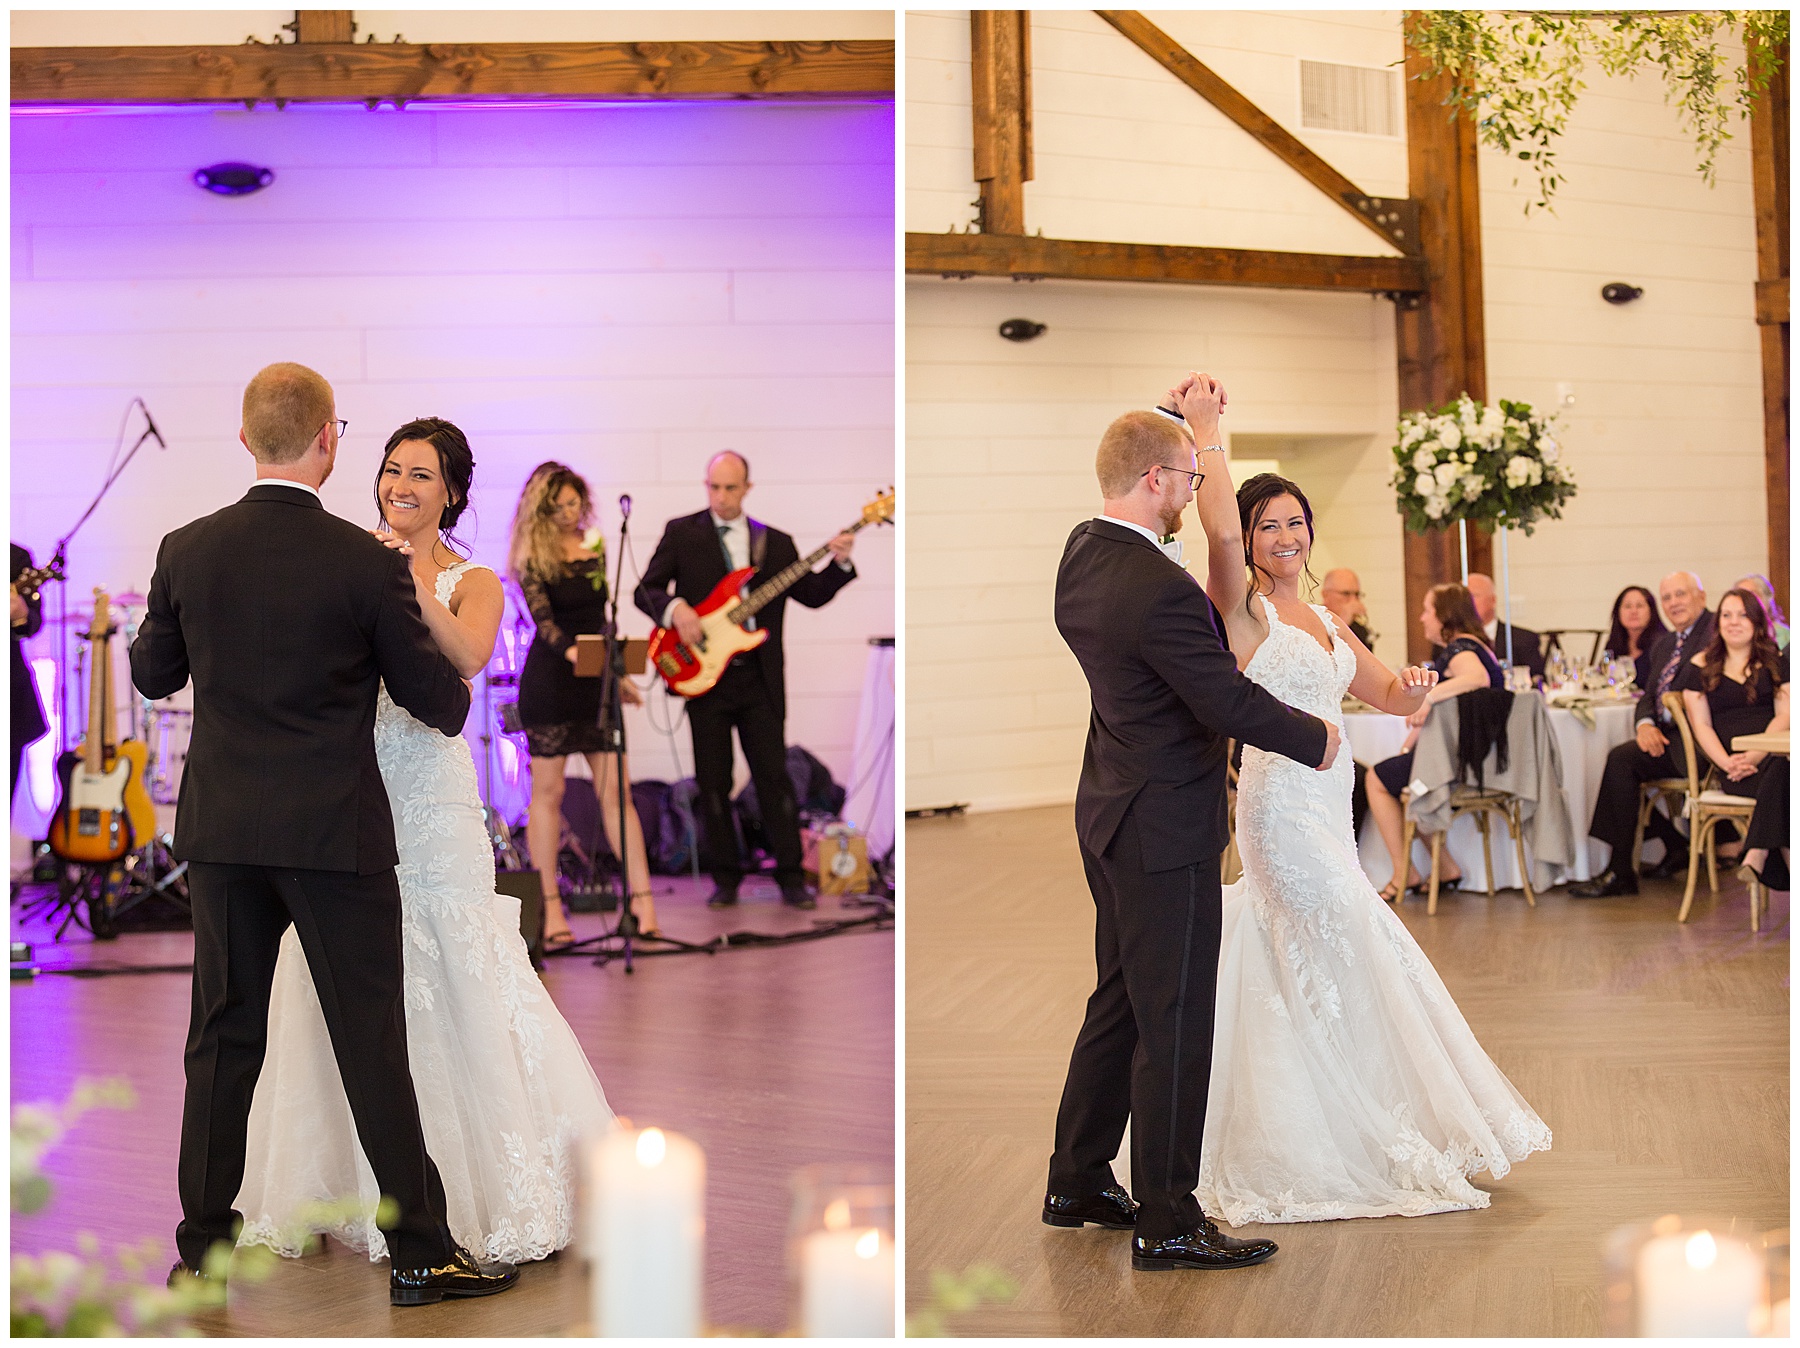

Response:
(1165, 372), (1228, 437)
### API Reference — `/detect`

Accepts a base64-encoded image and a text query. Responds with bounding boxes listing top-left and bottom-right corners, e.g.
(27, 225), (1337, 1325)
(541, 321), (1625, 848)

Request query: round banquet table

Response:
(1344, 697), (1639, 892)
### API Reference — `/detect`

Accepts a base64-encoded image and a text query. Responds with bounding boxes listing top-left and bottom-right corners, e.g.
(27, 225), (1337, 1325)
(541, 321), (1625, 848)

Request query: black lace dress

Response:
(517, 557), (618, 758)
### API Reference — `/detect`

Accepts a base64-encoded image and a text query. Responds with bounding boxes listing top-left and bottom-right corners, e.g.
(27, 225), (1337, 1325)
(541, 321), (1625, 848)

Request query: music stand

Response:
(546, 505), (713, 973)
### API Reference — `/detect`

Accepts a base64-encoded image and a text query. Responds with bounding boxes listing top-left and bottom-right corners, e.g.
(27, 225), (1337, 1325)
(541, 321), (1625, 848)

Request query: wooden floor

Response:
(11, 874), (893, 1337)
(905, 806), (1789, 1338)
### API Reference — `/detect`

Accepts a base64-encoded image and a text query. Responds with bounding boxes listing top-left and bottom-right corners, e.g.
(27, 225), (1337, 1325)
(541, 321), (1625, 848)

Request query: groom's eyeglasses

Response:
(1144, 465), (1203, 491)
(321, 418), (348, 441)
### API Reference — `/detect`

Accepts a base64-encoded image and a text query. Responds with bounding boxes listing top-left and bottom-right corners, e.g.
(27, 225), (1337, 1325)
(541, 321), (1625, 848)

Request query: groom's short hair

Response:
(1096, 411), (1187, 500)
(242, 363), (335, 464)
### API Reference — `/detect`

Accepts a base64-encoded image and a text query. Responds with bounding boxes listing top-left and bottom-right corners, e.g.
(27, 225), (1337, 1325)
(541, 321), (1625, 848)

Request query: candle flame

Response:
(1685, 1231), (1718, 1270)
(823, 1198), (851, 1231)
(855, 1229), (881, 1259)
(636, 1127), (667, 1167)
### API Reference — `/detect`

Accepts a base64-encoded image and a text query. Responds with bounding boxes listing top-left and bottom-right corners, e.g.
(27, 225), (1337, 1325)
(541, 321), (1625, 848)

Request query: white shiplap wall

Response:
(905, 9), (1770, 814)
(12, 98), (894, 824)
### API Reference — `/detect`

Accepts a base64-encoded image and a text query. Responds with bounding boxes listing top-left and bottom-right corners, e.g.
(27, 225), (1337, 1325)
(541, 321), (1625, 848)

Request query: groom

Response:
(1043, 381), (1338, 1271)
(131, 363), (517, 1305)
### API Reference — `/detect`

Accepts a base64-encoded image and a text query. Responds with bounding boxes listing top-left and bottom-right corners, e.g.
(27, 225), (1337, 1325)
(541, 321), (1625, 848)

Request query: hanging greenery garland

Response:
(1407, 10), (1788, 212)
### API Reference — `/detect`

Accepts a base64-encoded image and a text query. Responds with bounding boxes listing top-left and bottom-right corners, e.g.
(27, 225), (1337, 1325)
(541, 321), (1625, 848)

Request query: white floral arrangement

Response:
(1390, 395), (1576, 534)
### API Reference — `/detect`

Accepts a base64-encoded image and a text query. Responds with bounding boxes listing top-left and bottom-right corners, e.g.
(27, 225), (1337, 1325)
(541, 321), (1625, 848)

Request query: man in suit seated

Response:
(1570, 570), (1717, 898)
(1320, 568), (1376, 652)
(1466, 573), (1546, 682)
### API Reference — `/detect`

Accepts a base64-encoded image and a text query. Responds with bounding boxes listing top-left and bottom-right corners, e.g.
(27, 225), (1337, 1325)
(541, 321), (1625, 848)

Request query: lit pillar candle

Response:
(800, 1223), (894, 1337)
(1636, 1229), (1766, 1336)
(585, 1125), (705, 1337)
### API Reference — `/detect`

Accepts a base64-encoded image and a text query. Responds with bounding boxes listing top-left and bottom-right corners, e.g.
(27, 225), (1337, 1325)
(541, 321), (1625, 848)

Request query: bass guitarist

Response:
(634, 450), (855, 909)
(12, 543), (50, 802)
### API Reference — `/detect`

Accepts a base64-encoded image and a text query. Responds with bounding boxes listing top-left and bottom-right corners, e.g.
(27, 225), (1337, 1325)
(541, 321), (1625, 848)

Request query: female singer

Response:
(509, 462), (658, 946)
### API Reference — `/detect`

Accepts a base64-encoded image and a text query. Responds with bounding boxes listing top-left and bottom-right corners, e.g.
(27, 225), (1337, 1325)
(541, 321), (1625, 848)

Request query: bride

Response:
(236, 418), (614, 1263)
(1171, 372), (1550, 1223)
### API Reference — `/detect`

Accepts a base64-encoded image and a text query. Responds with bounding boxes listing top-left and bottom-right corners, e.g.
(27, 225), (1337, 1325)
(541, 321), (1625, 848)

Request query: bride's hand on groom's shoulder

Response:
(368, 528), (414, 559)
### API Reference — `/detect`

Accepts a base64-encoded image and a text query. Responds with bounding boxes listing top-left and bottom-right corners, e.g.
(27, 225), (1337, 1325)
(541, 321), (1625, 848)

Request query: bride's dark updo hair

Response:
(1236, 472), (1318, 607)
(375, 417), (476, 556)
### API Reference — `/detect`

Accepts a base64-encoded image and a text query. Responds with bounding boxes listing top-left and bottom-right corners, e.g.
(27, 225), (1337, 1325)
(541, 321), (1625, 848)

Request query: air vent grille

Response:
(1299, 60), (1398, 138)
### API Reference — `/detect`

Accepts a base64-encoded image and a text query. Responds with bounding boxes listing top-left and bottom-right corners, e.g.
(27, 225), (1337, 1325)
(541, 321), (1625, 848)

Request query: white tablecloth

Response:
(843, 640), (895, 861)
(1345, 700), (1638, 890)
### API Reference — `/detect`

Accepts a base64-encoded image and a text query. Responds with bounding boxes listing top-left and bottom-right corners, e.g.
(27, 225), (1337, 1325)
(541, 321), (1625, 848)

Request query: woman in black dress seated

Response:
(1365, 582), (1505, 901)
(1603, 584), (1667, 690)
(509, 462), (658, 947)
(1674, 587), (1790, 888)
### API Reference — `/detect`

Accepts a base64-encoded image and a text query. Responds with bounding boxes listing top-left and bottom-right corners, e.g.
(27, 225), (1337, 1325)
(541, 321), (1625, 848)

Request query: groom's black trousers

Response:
(1049, 812), (1221, 1242)
(176, 862), (455, 1271)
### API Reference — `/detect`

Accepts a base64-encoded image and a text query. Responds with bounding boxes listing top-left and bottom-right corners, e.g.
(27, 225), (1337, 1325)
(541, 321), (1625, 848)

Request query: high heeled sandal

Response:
(628, 892), (661, 940)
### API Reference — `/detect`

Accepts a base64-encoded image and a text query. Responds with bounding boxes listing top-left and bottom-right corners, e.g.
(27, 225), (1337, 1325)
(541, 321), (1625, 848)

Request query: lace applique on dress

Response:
(1192, 594), (1550, 1224)
(235, 558), (614, 1265)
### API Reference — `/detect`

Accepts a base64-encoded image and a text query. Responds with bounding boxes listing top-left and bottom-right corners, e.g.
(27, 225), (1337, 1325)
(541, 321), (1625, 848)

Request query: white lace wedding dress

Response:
(1194, 595), (1550, 1224)
(236, 561), (613, 1263)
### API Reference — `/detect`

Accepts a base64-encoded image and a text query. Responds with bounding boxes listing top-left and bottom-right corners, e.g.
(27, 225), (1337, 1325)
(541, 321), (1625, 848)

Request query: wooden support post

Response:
(293, 11), (355, 44)
(1396, 13), (1490, 662)
(969, 10), (1031, 236)
(1750, 38), (1789, 615)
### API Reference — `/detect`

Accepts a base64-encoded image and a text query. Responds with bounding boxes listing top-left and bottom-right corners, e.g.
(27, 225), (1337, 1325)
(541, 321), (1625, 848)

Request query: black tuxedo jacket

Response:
(1491, 621), (1545, 680)
(12, 543), (48, 748)
(633, 510), (855, 720)
(1635, 608), (1718, 724)
(1056, 519), (1329, 873)
(129, 483), (470, 875)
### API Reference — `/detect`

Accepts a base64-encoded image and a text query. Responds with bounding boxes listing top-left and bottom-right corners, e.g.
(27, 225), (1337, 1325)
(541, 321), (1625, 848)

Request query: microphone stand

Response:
(49, 401), (163, 753)
(553, 497), (714, 972)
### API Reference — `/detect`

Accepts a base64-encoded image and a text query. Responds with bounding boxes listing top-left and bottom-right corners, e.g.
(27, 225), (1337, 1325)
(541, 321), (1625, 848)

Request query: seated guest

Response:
(1673, 587), (1789, 867)
(1732, 573), (1789, 651)
(1740, 756), (1789, 892)
(1603, 584), (1668, 690)
(1466, 572), (1545, 681)
(1570, 571), (1716, 898)
(1321, 567), (1376, 651)
(1365, 582), (1504, 901)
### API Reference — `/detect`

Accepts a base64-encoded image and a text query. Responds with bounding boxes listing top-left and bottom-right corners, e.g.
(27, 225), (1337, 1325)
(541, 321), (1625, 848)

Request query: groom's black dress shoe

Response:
(1042, 1184), (1138, 1230)
(390, 1248), (519, 1306)
(1569, 868), (1638, 898)
(166, 1260), (222, 1292)
(1132, 1217), (1278, 1271)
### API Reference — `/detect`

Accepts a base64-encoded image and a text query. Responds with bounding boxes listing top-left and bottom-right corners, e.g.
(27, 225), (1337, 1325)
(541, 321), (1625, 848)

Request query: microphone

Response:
(139, 400), (168, 449)
(618, 494), (632, 519)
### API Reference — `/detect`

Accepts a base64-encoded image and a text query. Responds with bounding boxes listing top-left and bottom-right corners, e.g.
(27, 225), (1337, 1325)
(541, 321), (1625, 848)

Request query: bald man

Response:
(1570, 570), (1716, 898)
(634, 451), (856, 909)
(1319, 569), (1375, 651)
(1465, 573), (1546, 681)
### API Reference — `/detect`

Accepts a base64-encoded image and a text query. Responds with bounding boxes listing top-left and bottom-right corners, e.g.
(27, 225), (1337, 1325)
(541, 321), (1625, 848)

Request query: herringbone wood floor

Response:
(905, 806), (1788, 1337)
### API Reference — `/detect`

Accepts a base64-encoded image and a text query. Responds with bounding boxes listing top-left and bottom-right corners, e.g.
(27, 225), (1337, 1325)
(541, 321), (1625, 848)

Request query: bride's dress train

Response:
(236, 561), (613, 1263)
(1190, 596), (1549, 1224)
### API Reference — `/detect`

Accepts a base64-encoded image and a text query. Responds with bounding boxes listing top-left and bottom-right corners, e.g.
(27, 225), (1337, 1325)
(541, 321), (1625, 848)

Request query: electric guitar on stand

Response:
(647, 490), (894, 699)
(47, 588), (154, 865)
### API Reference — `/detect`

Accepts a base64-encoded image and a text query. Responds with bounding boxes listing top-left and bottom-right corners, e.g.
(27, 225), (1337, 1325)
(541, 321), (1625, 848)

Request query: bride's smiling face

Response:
(379, 439), (454, 533)
(1248, 493), (1312, 582)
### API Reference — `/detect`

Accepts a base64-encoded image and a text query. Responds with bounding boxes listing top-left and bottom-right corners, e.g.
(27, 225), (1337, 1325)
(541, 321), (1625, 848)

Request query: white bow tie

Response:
(1160, 539), (1184, 565)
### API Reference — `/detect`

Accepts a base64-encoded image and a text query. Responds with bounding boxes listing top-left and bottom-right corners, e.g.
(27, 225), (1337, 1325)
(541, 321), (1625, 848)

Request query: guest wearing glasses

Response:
(1570, 571), (1716, 898)
(1320, 568), (1375, 652)
(1602, 585), (1668, 691)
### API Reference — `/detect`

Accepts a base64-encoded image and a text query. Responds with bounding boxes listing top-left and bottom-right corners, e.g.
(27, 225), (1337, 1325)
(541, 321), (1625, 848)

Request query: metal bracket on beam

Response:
(1350, 195), (1422, 257)
(1381, 290), (1424, 310)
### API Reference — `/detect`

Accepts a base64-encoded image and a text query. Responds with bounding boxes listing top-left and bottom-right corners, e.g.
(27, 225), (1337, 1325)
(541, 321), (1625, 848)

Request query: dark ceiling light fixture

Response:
(1600, 282), (1644, 305)
(194, 163), (275, 196)
(998, 318), (1047, 342)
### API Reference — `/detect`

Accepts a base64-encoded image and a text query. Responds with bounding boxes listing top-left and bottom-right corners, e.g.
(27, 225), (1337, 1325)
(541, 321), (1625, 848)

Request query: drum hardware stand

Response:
(552, 497), (713, 972)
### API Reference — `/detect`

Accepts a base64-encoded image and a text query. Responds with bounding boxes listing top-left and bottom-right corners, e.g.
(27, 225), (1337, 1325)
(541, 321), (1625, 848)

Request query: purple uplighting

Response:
(12, 97), (896, 813)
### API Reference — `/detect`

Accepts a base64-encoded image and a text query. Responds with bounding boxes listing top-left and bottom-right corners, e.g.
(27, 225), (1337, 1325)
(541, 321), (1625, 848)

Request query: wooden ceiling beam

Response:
(292, 11), (355, 45)
(1094, 10), (1420, 257)
(907, 231), (1425, 294)
(9, 39), (895, 104)
(970, 11), (1032, 236)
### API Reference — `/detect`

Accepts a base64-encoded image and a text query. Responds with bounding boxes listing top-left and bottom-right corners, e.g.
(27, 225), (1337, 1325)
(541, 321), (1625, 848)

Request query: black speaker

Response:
(495, 870), (544, 965)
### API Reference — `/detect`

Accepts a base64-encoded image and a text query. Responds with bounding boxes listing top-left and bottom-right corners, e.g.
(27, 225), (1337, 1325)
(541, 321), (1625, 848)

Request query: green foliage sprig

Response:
(1408, 10), (1789, 212)
(905, 1264), (1019, 1337)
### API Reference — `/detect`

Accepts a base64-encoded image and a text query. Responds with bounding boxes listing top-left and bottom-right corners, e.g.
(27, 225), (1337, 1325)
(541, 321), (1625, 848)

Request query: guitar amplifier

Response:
(495, 870), (543, 965)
